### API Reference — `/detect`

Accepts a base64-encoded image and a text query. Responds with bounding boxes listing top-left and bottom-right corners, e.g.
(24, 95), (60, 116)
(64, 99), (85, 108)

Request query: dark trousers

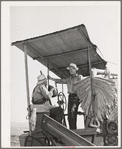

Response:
(68, 94), (80, 129)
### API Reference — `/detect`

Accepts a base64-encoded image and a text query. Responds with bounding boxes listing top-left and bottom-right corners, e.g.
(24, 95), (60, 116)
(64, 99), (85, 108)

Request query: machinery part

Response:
(89, 116), (100, 128)
(107, 121), (118, 134)
(24, 135), (48, 146)
(104, 134), (118, 146)
(24, 135), (33, 146)
(57, 92), (67, 111)
(42, 130), (54, 146)
(41, 114), (95, 146)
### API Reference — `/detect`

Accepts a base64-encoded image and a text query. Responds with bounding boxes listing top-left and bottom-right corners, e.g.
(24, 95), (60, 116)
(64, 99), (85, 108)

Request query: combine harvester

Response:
(11, 24), (118, 146)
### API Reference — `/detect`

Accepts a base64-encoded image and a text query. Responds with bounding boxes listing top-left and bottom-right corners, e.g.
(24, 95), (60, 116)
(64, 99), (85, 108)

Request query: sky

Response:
(1, 1), (120, 147)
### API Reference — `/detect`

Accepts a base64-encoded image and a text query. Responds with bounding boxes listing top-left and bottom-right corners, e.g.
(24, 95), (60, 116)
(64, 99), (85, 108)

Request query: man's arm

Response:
(74, 75), (83, 85)
(39, 85), (53, 100)
(78, 75), (83, 80)
(48, 75), (67, 84)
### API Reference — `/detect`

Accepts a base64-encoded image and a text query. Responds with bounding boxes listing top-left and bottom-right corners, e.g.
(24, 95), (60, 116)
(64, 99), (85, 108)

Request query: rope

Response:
(96, 46), (105, 58)
(107, 61), (118, 65)
(97, 47), (118, 65)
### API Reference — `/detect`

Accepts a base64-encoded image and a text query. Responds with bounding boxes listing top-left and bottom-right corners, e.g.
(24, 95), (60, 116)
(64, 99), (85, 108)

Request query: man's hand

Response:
(50, 88), (58, 96)
(49, 88), (54, 96)
(71, 104), (76, 112)
(47, 75), (51, 80)
(50, 87), (55, 92)
(54, 88), (58, 96)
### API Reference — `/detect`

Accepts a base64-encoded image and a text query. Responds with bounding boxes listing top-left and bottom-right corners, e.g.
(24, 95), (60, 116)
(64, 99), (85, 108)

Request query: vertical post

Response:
(85, 42), (96, 128)
(47, 62), (52, 105)
(47, 62), (49, 88)
(62, 75), (64, 93)
(87, 43), (94, 93)
(87, 43), (96, 116)
(24, 43), (31, 135)
(62, 84), (64, 93)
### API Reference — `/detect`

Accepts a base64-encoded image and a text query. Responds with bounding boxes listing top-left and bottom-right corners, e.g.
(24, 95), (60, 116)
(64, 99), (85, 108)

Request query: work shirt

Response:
(32, 84), (51, 104)
(66, 74), (83, 94)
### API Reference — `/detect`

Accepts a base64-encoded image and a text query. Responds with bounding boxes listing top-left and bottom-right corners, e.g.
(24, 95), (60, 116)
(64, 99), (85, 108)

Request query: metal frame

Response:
(12, 24), (118, 146)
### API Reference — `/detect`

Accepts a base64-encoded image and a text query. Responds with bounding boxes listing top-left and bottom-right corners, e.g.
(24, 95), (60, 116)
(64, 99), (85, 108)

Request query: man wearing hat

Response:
(32, 71), (54, 105)
(48, 63), (83, 129)
(32, 71), (63, 123)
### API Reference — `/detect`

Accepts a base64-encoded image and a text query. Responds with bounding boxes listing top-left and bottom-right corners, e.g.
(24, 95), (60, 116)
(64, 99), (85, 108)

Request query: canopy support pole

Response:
(62, 75), (64, 93)
(87, 43), (94, 95)
(86, 42), (96, 126)
(24, 43), (31, 135)
(62, 84), (64, 93)
(47, 62), (52, 105)
(47, 62), (49, 88)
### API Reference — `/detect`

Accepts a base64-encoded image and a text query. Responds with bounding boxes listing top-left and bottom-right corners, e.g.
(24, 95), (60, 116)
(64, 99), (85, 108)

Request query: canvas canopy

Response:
(11, 24), (107, 78)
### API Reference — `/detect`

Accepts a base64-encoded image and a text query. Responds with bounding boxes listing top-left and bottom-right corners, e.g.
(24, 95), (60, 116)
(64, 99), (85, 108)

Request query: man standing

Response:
(48, 63), (83, 129)
(32, 71), (63, 124)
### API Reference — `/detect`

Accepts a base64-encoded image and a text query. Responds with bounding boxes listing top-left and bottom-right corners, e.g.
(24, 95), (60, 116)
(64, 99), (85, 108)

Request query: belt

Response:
(69, 94), (79, 103)
(69, 93), (80, 104)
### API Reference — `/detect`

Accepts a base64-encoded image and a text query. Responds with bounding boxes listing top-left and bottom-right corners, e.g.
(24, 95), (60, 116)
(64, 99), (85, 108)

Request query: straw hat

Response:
(66, 63), (79, 71)
(37, 71), (47, 84)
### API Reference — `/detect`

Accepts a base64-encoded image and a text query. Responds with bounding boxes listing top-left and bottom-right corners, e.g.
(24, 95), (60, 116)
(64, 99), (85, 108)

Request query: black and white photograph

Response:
(1, 1), (120, 147)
